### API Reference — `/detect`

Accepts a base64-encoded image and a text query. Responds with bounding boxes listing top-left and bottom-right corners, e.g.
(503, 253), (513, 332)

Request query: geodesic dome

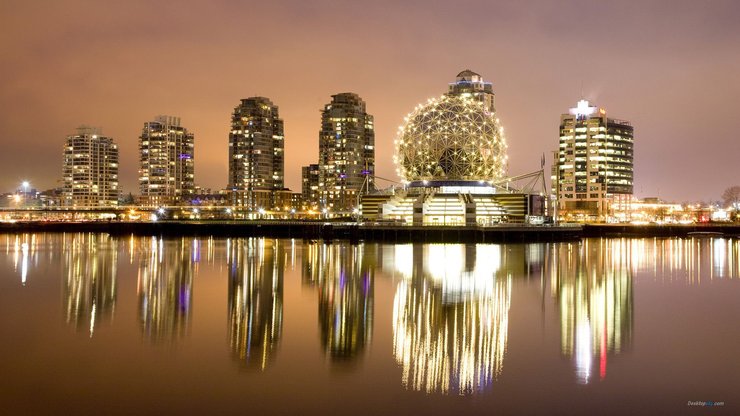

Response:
(394, 95), (507, 182)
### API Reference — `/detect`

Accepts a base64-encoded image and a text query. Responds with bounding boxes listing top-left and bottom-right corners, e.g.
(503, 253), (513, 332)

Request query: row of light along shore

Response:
(13, 69), (708, 226)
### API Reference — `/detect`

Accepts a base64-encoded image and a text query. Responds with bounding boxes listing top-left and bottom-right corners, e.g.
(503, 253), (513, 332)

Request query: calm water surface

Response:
(1, 233), (739, 415)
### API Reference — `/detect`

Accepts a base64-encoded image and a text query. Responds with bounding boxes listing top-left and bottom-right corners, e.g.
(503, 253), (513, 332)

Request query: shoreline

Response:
(583, 224), (740, 238)
(1, 221), (740, 242)
(0, 221), (577, 243)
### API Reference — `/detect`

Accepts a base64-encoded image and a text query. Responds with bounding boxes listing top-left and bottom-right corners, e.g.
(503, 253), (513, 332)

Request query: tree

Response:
(721, 186), (740, 208)
(119, 192), (135, 206)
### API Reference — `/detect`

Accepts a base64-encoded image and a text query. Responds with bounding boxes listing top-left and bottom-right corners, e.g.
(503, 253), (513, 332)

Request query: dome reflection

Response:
(392, 244), (511, 395)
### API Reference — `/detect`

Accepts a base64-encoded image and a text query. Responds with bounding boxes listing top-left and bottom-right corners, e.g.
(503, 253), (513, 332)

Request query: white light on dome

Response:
(395, 95), (507, 182)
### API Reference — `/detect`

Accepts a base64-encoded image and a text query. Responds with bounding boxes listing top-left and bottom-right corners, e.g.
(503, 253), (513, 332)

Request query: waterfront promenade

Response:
(0, 221), (579, 243)
(2, 221), (740, 242)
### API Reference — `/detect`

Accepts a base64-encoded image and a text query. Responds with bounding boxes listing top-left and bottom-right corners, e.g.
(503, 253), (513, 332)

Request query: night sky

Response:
(1, 0), (739, 202)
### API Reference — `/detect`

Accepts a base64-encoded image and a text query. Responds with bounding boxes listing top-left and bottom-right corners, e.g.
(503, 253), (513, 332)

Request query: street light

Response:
(19, 181), (30, 208)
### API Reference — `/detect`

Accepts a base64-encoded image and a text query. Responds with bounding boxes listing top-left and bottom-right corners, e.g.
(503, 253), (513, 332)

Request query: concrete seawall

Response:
(583, 224), (740, 238)
(0, 221), (581, 243)
(2, 221), (739, 242)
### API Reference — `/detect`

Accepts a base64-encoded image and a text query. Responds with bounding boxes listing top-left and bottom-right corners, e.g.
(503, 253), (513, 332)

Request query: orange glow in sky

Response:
(1, 0), (739, 201)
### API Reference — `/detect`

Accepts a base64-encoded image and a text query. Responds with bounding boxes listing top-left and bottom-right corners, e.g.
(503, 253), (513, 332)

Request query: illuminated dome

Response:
(394, 95), (507, 183)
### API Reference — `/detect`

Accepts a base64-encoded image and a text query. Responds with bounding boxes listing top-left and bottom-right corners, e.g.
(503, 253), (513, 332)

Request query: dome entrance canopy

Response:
(395, 95), (507, 183)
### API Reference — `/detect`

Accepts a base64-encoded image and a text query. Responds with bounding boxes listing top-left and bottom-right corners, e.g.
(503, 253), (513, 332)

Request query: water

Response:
(1, 234), (739, 415)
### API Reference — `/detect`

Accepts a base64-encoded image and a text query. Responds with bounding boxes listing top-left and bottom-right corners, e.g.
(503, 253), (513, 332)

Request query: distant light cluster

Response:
(394, 95), (507, 183)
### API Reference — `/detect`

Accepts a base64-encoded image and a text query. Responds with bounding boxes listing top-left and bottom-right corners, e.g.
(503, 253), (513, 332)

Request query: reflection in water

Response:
(137, 237), (195, 343)
(227, 238), (283, 371)
(550, 239), (633, 384)
(8, 232), (740, 389)
(627, 238), (740, 283)
(20, 239), (28, 285)
(303, 243), (374, 364)
(548, 236), (740, 385)
(6, 234), (42, 285)
(63, 234), (118, 337)
(392, 244), (512, 395)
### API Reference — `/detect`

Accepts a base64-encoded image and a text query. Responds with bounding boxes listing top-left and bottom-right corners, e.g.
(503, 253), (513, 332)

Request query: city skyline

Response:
(1, 0), (739, 202)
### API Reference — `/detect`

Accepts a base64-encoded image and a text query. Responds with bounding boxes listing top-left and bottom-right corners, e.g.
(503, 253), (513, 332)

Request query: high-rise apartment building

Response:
(553, 100), (634, 221)
(62, 126), (119, 208)
(448, 69), (495, 112)
(228, 97), (285, 210)
(301, 164), (320, 209)
(138, 115), (195, 206)
(317, 93), (375, 212)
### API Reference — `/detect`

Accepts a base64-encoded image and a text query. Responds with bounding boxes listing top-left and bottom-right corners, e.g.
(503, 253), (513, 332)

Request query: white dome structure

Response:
(361, 70), (545, 227)
(394, 94), (507, 183)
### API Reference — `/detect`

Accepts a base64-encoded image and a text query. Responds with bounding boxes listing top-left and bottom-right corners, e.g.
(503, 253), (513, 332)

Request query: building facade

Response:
(62, 126), (119, 208)
(448, 68), (496, 112)
(316, 93), (375, 213)
(228, 97), (285, 211)
(301, 164), (320, 210)
(364, 70), (545, 226)
(553, 100), (634, 221)
(138, 115), (195, 206)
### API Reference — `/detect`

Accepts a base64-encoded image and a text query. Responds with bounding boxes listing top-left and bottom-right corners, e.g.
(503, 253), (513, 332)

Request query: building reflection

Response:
(227, 238), (284, 371)
(63, 234), (118, 337)
(626, 237), (740, 283)
(549, 236), (740, 384)
(138, 237), (195, 343)
(13, 234), (32, 286)
(549, 239), (633, 384)
(391, 244), (512, 395)
(302, 243), (374, 364)
(5, 233), (63, 286)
